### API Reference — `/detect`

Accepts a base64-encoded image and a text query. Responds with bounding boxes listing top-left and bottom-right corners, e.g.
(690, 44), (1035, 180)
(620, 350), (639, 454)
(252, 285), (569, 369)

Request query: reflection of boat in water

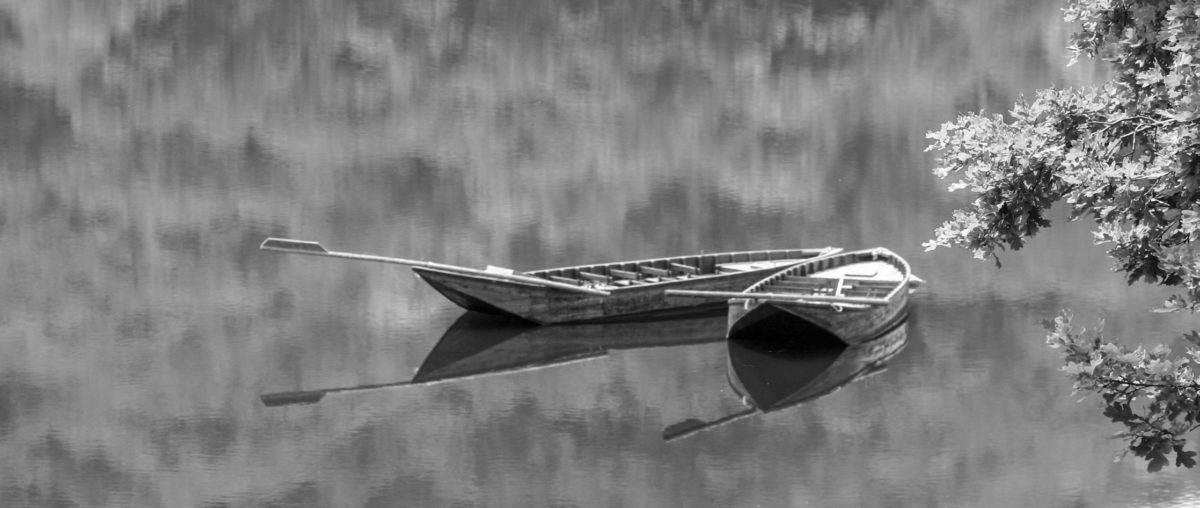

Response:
(412, 310), (727, 383)
(729, 318), (908, 411)
(261, 310), (727, 406)
(663, 318), (909, 441)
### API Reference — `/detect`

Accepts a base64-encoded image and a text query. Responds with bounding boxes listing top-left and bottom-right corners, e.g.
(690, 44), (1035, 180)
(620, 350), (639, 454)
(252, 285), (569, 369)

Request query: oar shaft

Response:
(260, 238), (610, 296)
(665, 289), (889, 306)
(260, 237), (478, 271)
(263, 244), (434, 268)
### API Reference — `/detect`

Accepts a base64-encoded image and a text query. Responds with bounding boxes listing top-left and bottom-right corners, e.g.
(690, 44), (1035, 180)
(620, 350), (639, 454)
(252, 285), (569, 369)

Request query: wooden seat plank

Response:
(640, 266), (671, 277)
(611, 269), (639, 280)
(670, 263), (699, 275)
(578, 271), (609, 282)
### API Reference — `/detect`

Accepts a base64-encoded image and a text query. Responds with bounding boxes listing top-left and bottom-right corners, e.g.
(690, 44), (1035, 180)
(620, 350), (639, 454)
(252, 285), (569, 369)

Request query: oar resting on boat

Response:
(260, 237), (611, 297)
(664, 289), (887, 308)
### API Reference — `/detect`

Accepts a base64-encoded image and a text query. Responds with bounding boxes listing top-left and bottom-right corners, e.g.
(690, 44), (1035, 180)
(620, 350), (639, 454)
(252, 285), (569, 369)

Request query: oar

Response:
(665, 289), (889, 306)
(260, 237), (610, 297)
(259, 350), (608, 407)
(662, 407), (759, 442)
(261, 379), (413, 407)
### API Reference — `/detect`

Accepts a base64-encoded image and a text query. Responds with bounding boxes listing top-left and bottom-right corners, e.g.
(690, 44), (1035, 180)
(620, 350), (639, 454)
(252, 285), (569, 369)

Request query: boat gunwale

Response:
(742, 248), (912, 305)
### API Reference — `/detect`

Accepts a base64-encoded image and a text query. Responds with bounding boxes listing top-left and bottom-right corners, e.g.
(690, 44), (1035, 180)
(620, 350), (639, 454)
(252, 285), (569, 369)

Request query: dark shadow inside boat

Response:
(663, 318), (909, 441)
(260, 308), (728, 407)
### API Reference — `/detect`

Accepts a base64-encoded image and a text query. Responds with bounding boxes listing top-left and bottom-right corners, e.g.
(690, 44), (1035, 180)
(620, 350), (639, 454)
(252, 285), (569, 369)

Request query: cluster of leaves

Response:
(926, 0), (1200, 470)
(1046, 311), (1200, 471)
(926, 0), (1200, 308)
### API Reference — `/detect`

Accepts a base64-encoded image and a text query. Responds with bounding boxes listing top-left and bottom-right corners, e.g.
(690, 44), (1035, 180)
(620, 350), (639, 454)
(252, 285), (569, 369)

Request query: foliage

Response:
(926, 0), (1200, 471)
(1046, 312), (1200, 471)
(925, 0), (1200, 307)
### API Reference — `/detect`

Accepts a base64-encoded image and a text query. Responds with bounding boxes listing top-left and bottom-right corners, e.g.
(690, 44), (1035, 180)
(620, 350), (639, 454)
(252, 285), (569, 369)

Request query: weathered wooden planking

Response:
(727, 248), (916, 345)
(413, 247), (842, 324)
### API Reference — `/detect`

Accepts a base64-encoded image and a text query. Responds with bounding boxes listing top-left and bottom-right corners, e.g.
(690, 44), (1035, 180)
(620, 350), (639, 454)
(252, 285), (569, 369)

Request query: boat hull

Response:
(724, 248), (915, 345)
(413, 266), (803, 324)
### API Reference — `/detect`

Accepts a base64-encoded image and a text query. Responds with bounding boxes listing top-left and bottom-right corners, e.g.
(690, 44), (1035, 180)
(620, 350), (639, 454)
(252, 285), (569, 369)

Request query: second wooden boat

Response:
(260, 237), (842, 324)
(667, 247), (917, 345)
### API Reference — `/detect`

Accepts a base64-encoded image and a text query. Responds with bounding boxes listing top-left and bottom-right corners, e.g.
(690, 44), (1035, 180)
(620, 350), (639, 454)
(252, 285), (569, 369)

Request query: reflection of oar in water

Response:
(262, 314), (598, 407)
(260, 349), (607, 407)
(661, 362), (892, 442)
(260, 237), (610, 296)
(661, 347), (847, 442)
(662, 407), (759, 441)
(261, 309), (727, 407)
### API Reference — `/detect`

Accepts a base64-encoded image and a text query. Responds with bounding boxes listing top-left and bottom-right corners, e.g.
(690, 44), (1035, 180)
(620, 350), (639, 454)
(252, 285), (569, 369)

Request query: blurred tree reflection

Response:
(0, 0), (1126, 506)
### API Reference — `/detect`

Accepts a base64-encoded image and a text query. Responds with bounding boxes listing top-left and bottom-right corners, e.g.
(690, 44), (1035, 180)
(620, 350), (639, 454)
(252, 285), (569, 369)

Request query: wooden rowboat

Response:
(666, 247), (917, 345)
(662, 317), (909, 441)
(260, 237), (842, 324)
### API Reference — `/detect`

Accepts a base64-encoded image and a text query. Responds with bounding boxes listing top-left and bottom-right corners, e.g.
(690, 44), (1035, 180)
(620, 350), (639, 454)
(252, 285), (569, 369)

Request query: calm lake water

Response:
(5, 0), (1200, 506)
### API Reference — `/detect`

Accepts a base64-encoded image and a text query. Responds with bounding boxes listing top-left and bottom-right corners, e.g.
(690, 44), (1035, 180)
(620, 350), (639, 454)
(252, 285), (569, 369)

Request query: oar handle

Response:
(261, 238), (429, 267)
(260, 237), (610, 296)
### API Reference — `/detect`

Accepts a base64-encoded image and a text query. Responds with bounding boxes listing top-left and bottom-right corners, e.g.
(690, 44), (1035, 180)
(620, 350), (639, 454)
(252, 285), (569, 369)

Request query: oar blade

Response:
(662, 407), (759, 442)
(261, 237), (329, 254)
(260, 390), (327, 407)
(662, 418), (709, 441)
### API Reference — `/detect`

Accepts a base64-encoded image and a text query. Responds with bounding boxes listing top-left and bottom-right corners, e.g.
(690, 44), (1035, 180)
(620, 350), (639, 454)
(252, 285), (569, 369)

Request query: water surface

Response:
(2, 0), (1198, 507)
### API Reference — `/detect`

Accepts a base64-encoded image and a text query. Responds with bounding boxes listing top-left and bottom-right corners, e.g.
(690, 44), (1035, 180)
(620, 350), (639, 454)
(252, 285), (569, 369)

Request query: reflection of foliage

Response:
(926, 0), (1200, 470)
(0, 0), (1097, 273)
(0, 0), (1125, 505)
(0, 82), (72, 165)
(0, 8), (18, 44)
(1046, 312), (1200, 472)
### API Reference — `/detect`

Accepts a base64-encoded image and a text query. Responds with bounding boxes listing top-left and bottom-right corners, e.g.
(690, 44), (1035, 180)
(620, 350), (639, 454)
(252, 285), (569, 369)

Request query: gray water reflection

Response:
(3, 0), (1199, 506)
(260, 310), (728, 407)
(664, 317), (907, 442)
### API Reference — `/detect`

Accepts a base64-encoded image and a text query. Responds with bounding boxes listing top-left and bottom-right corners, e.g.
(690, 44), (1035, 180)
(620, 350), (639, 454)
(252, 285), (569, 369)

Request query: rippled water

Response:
(3, 0), (1199, 506)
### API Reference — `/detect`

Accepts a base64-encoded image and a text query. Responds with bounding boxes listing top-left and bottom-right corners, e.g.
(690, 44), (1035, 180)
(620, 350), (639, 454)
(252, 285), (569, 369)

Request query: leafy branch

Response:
(927, 0), (1200, 471)
(926, 0), (1200, 310)
(1045, 312), (1200, 471)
